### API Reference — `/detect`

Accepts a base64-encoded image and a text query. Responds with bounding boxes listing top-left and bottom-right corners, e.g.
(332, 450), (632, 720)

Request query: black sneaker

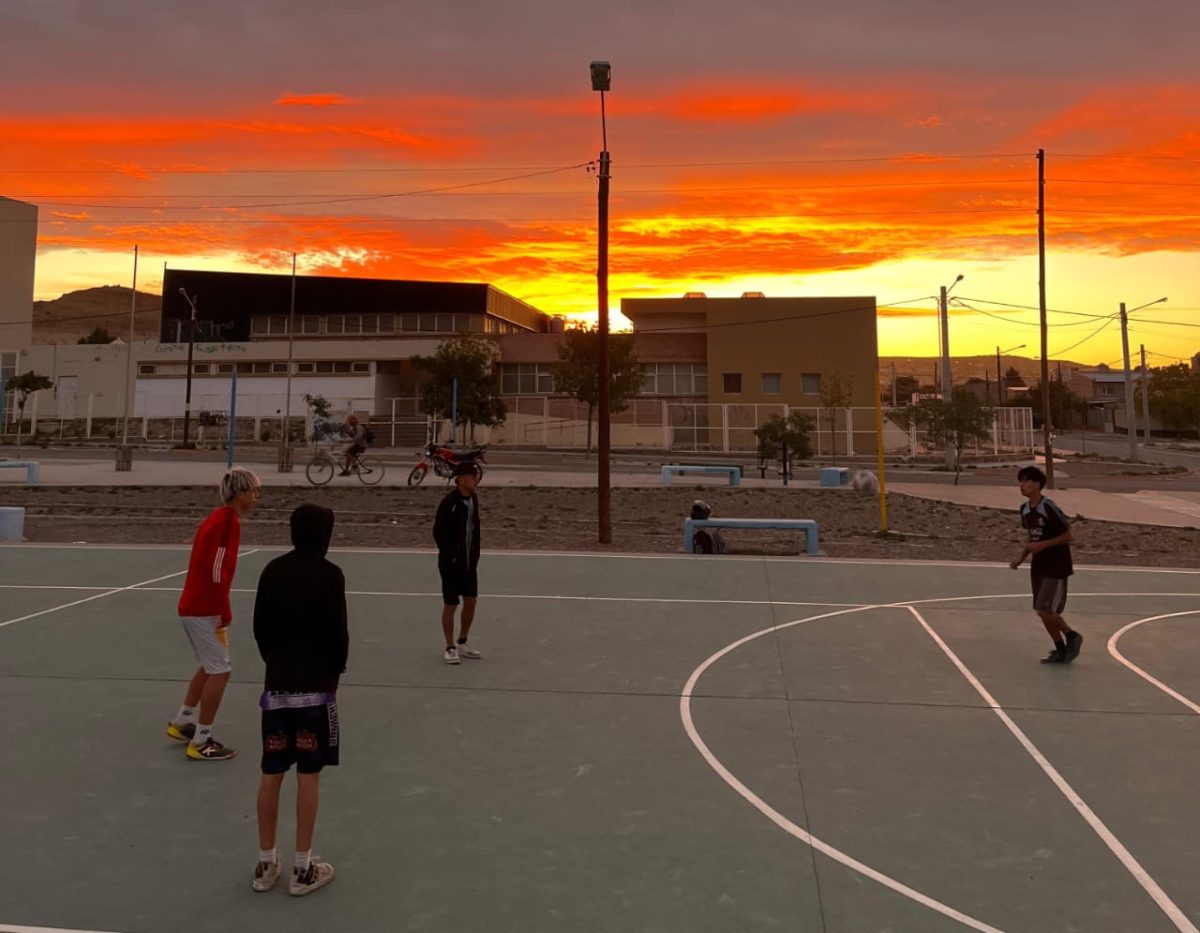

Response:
(1064, 631), (1084, 662)
(1040, 646), (1068, 664)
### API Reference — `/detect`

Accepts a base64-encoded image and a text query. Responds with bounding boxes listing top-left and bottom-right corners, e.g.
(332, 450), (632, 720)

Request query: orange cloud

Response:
(274, 93), (363, 108)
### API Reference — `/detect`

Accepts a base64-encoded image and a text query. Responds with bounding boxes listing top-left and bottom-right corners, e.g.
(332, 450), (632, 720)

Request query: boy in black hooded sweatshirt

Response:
(251, 504), (348, 897)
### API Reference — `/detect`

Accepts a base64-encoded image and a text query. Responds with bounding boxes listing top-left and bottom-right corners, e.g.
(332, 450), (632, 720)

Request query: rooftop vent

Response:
(683, 292), (707, 299)
(741, 291), (765, 298)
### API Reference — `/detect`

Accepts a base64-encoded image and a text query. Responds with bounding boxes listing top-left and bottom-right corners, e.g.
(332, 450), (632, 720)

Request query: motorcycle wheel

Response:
(407, 464), (427, 486)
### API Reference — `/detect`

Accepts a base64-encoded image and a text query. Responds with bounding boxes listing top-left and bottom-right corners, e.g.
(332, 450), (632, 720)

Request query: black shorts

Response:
(260, 693), (340, 775)
(439, 564), (478, 606)
(1031, 574), (1068, 615)
(347, 443), (365, 456)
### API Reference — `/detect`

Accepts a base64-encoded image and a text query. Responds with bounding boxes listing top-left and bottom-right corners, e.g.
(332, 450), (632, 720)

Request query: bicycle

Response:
(306, 448), (385, 486)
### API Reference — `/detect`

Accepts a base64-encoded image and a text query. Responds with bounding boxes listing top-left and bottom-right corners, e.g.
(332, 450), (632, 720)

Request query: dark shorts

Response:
(260, 693), (340, 775)
(439, 564), (478, 606)
(347, 443), (365, 457)
(1031, 574), (1068, 615)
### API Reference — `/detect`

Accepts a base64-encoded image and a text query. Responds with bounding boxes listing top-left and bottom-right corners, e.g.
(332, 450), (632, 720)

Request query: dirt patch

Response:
(2, 484), (1197, 568)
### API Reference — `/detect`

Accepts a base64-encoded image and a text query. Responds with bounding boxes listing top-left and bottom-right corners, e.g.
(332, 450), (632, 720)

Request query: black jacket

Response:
(253, 504), (349, 693)
(433, 490), (481, 569)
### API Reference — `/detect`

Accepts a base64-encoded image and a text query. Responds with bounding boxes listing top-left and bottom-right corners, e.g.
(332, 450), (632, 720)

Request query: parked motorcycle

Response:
(406, 443), (487, 486)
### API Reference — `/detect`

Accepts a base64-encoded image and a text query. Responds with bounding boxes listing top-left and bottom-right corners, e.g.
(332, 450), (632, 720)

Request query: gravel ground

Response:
(3, 484), (1198, 568)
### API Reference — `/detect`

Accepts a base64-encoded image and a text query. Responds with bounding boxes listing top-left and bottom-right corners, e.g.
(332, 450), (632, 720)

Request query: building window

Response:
(801, 373), (821, 394)
(271, 362), (289, 374)
(722, 373), (742, 394)
(300, 315), (322, 335)
(192, 364), (210, 375)
(333, 361), (351, 373)
(316, 361), (334, 373)
(761, 373), (782, 394)
(500, 363), (555, 395)
(378, 314), (395, 333)
(401, 313), (419, 332)
(236, 363), (254, 374)
(252, 362), (270, 374)
(138, 364), (156, 375)
(640, 363), (707, 395)
(297, 362), (315, 373)
(352, 361), (370, 373)
(217, 363), (234, 374)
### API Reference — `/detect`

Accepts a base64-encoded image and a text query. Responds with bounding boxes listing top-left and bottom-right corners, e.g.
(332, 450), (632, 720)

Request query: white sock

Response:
(294, 850), (312, 873)
(176, 705), (197, 724)
(191, 724), (213, 747)
(259, 848), (277, 865)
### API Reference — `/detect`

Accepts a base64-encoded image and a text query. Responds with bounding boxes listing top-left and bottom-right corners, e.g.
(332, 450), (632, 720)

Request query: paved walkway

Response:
(3, 454), (1199, 529)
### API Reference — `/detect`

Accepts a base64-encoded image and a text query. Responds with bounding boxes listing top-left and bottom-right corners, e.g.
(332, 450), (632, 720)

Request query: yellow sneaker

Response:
(166, 721), (196, 743)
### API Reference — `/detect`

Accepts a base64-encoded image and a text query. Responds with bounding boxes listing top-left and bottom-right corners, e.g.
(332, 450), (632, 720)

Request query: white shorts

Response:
(180, 616), (232, 675)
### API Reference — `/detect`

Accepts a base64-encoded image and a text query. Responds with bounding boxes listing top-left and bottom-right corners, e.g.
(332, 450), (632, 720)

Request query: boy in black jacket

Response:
(251, 504), (349, 897)
(433, 462), (482, 665)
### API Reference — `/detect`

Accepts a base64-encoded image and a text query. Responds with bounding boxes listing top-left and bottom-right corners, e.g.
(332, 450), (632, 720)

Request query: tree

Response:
(818, 371), (853, 457)
(77, 326), (114, 345)
(914, 388), (993, 485)
(550, 327), (642, 453)
(1018, 380), (1088, 430)
(1144, 364), (1200, 436)
(5, 370), (54, 449)
(303, 393), (339, 443)
(1004, 366), (1025, 387)
(890, 374), (920, 405)
(411, 335), (506, 441)
(754, 411), (815, 464)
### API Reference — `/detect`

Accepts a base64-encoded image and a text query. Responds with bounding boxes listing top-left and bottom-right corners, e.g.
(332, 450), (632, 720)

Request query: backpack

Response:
(363, 427), (376, 443)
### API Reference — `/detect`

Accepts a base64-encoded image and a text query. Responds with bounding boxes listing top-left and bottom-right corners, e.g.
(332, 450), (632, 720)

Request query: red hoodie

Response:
(177, 506), (241, 625)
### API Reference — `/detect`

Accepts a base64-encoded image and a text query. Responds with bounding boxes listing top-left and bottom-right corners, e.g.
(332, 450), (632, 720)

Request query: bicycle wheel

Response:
(356, 457), (385, 486)
(407, 464), (427, 486)
(306, 455), (335, 486)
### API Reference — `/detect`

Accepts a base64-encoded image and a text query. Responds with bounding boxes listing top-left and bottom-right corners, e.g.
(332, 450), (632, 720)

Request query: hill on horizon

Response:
(33, 286), (161, 344)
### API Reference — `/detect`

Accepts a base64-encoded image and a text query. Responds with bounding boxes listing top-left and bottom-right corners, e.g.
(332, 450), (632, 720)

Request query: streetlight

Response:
(996, 343), (1025, 407)
(178, 287), (198, 449)
(591, 60), (612, 544)
(1119, 296), (1167, 461)
(938, 274), (963, 468)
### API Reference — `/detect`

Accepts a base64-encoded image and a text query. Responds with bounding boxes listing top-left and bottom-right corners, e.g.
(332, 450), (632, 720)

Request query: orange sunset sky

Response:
(3, 0), (1198, 365)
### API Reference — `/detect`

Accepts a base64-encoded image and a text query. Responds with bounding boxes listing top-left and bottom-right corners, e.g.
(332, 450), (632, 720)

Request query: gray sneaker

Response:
(444, 646), (460, 665)
(456, 642), (482, 660)
(289, 860), (335, 897)
(253, 859), (281, 892)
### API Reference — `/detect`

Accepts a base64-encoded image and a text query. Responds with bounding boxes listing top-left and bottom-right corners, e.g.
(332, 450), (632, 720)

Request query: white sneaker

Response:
(289, 860), (335, 897)
(253, 858), (281, 892)
(444, 646), (460, 665)
(456, 642), (482, 659)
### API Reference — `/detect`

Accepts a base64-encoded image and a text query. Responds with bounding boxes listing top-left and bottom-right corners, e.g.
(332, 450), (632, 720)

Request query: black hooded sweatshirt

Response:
(253, 504), (349, 693)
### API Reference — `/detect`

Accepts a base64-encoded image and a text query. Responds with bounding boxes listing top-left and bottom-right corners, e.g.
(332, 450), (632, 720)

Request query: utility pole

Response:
(591, 61), (613, 544)
(890, 361), (897, 408)
(939, 276), (961, 469)
(179, 288), (198, 450)
(1119, 302), (1137, 461)
(1037, 148), (1055, 488)
(116, 244), (138, 471)
(996, 346), (1003, 407)
(279, 253), (297, 472)
(1140, 344), (1151, 445)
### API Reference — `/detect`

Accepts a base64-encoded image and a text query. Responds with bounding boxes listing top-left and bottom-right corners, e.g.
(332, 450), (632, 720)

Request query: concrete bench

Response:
(0, 506), (25, 541)
(819, 466), (849, 487)
(0, 460), (39, 483)
(684, 517), (819, 555)
(662, 464), (742, 487)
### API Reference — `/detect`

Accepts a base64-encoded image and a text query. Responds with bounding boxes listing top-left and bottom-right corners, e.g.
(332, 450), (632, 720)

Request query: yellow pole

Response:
(874, 369), (889, 532)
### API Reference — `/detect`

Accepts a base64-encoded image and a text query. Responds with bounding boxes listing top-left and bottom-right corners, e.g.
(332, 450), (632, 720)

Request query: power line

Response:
(951, 299), (1107, 328)
(1051, 316), (1120, 357)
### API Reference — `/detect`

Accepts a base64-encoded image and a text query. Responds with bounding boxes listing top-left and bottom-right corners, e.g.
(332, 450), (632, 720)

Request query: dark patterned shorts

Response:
(260, 693), (340, 774)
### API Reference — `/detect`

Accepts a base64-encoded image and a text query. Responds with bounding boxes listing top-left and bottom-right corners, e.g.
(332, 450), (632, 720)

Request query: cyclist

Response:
(340, 414), (367, 476)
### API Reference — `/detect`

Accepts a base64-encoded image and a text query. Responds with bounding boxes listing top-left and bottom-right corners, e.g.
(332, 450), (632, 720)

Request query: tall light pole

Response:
(1119, 296), (1168, 461)
(279, 253), (297, 472)
(116, 244), (138, 471)
(1140, 344), (1151, 445)
(939, 274), (963, 468)
(591, 60), (612, 544)
(179, 288), (198, 450)
(996, 343), (1025, 406)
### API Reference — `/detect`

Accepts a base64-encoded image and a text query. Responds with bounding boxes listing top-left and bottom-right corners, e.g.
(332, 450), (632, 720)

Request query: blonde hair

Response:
(220, 467), (261, 503)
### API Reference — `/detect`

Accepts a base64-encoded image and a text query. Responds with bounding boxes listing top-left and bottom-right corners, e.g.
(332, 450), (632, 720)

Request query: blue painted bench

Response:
(819, 466), (849, 487)
(662, 464), (742, 487)
(0, 460), (39, 483)
(684, 518), (819, 555)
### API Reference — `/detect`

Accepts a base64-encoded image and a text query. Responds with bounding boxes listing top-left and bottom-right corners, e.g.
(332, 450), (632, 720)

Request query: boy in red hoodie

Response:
(167, 467), (261, 761)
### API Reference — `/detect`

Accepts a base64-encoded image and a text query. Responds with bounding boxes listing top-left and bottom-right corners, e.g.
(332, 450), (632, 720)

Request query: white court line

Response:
(0, 925), (128, 933)
(0, 585), (113, 591)
(8, 542), (1200, 574)
(908, 605), (1199, 933)
(1108, 610), (1200, 716)
(680, 604), (1005, 933)
(0, 551), (258, 632)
